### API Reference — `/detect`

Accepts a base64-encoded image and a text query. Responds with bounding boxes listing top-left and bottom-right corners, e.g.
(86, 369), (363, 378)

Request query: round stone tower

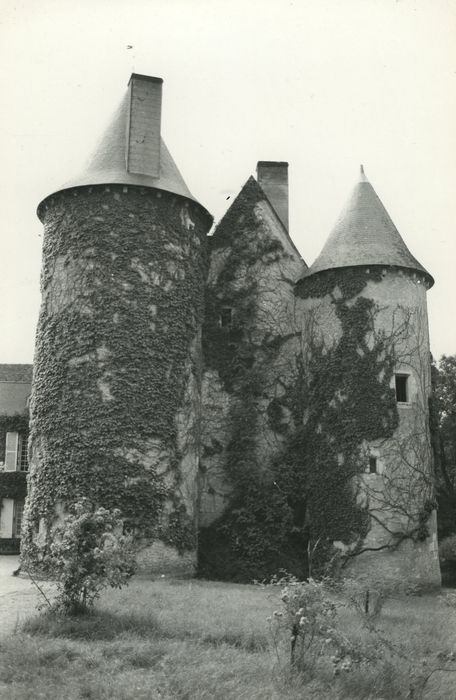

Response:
(23, 74), (212, 574)
(296, 166), (441, 588)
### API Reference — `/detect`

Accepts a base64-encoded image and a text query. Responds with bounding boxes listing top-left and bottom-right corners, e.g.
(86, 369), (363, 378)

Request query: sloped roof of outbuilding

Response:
(0, 365), (33, 383)
(302, 167), (433, 286)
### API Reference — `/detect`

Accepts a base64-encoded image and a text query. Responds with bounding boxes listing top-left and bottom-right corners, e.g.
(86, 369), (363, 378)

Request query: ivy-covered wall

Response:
(24, 185), (211, 573)
(22, 170), (440, 587)
(199, 240), (441, 587)
(0, 471), (27, 502)
(294, 266), (441, 587)
(198, 177), (307, 580)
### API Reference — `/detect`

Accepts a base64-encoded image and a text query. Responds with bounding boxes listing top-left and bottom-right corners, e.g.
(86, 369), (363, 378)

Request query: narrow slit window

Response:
(395, 375), (408, 403)
(368, 457), (377, 474)
(220, 307), (233, 329)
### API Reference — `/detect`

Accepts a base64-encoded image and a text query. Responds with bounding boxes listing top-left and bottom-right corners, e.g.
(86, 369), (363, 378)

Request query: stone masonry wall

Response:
(352, 271), (440, 587)
(23, 185), (211, 575)
(199, 182), (305, 528)
(296, 267), (441, 588)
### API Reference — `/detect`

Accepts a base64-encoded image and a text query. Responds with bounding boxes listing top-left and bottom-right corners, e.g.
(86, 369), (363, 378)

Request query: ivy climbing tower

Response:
(23, 74), (212, 573)
(296, 166), (441, 588)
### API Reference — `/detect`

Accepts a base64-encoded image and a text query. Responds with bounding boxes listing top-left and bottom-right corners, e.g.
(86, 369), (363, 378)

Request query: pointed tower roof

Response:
(303, 166), (433, 286)
(38, 74), (210, 219)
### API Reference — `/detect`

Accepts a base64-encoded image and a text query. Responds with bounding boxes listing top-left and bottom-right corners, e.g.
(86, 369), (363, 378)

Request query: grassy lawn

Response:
(0, 577), (455, 699)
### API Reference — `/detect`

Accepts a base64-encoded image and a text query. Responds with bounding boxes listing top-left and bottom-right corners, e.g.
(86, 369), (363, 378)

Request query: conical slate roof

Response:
(38, 74), (209, 217)
(303, 167), (433, 286)
(61, 93), (195, 199)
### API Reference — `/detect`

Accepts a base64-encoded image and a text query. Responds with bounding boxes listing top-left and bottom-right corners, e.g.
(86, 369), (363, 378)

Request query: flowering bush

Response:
(42, 499), (136, 614)
(268, 576), (368, 675)
(268, 577), (456, 697)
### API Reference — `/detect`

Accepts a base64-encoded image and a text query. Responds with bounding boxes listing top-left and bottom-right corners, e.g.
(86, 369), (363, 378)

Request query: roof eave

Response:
(36, 182), (213, 227)
(297, 263), (434, 290)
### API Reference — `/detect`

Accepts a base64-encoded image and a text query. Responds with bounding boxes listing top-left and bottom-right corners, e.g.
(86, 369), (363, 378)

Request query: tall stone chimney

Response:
(126, 74), (163, 178)
(256, 161), (289, 231)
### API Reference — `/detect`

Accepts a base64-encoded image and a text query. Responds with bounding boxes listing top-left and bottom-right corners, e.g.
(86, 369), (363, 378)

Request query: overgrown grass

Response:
(0, 578), (455, 699)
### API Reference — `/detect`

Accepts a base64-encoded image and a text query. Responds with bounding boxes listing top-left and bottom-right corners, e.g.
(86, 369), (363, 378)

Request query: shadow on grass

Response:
(22, 609), (162, 641)
(200, 631), (268, 652)
(22, 609), (269, 652)
(101, 642), (169, 669)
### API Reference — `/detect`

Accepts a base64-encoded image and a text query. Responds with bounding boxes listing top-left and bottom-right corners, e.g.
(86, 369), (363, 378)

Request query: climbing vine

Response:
(0, 412), (29, 463)
(23, 186), (211, 564)
(199, 178), (307, 581)
(0, 471), (27, 502)
(199, 261), (405, 580)
(279, 268), (399, 571)
(202, 177), (283, 392)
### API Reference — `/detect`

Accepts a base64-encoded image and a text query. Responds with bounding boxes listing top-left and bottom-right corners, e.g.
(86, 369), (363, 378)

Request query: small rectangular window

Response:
(395, 375), (408, 403)
(219, 307), (233, 329)
(369, 457), (377, 474)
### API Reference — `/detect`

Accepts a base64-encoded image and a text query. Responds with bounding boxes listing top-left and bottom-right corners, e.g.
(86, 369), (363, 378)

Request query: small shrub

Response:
(36, 499), (136, 614)
(336, 577), (390, 618)
(269, 576), (456, 698)
(268, 576), (369, 676)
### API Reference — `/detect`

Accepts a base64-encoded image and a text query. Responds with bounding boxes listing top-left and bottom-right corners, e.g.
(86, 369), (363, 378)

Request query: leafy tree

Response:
(431, 355), (456, 540)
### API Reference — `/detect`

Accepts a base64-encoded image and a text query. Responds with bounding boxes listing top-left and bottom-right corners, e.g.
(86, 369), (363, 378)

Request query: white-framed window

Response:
(4, 432), (28, 472)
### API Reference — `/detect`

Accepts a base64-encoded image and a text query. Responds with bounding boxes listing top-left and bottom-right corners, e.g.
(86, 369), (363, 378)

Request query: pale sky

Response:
(1, 0), (455, 362)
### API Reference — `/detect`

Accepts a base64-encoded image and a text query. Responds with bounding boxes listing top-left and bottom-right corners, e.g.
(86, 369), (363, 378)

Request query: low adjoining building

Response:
(0, 365), (32, 553)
